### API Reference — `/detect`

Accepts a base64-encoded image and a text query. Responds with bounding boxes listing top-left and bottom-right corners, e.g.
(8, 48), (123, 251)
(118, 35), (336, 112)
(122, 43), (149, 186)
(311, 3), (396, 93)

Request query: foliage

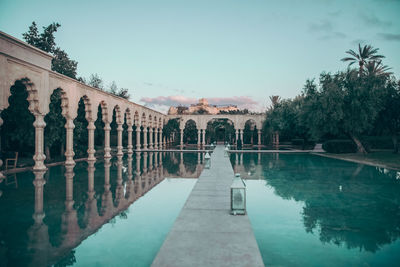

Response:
(163, 119), (179, 142)
(95, 105), (105, 146)
(341, 43), (384, 75)
(264, 95), (311, 144)
(205, 119), (235, 143)
(108, 81), (130, 99)
(44, 89), (66, 159)
(88, 74), (104, 89)
(23, 22), (78, 79)
(322, 140), (357, 153)
(301, 70), (388, 153)
(73, 98), (88, 157)
(373, 79), (400, 153)
(1, 81), (35, 154)
(219, 109), (249, 114)
(183, 120), (198, 144)
(52, 48), (78, 79)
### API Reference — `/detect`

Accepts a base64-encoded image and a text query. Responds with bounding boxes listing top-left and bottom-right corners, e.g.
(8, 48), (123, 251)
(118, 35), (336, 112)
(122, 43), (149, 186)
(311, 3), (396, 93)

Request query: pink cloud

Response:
(140, 95), (262, 112)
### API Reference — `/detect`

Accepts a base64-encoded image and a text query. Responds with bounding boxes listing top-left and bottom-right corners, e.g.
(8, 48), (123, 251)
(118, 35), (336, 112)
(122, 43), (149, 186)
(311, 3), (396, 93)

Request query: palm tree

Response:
(364, 60), (393, 77)
(341, 44), (384, 75)
(269, 95), (281, 110)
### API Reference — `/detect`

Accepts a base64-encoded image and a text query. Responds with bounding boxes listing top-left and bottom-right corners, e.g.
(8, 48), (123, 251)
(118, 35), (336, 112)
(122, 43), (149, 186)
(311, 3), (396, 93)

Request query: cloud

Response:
(377, 33), (400, 41)
(351, 39), (367, 45)
(308, 20), (346, 40)
(360, 13), (392, 28)
(140, 95), (262, 112)
(308, 20), (332, 32)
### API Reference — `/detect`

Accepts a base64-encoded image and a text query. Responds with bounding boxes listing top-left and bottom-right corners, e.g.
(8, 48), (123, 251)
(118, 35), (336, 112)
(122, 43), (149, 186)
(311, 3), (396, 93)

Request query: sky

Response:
(1, 0), (399, 113)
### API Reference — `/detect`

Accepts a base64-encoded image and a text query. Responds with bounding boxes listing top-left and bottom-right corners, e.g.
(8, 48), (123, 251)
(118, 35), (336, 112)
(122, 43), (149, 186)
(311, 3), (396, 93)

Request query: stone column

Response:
(257, 129), (262, 146)
(201, 129), (206, 146)
(160, 129), (164, 148)
(154, 128), (159, 150)
(235, 129), (239, 146)
(143, 127), (148, 150)
(149, 127), (153, 150)
(180, 128), (184, 149)
(33, 114), (46, 171)
(135, 126), (141, 151)
(64, 118), (75, 166)
(127, 124), (133, 155)
(197, 129), (201, 148)
(117, 122), (123, 156)
(103, 122), (111, 159)
(239, 129), (244, 144)
(87, 120), (96, 161)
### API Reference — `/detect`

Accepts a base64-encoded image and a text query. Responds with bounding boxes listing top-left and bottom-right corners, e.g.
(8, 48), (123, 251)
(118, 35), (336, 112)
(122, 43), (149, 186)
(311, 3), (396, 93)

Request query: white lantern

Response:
(204, 152), (211, 169)
(231, 173), (246, 215)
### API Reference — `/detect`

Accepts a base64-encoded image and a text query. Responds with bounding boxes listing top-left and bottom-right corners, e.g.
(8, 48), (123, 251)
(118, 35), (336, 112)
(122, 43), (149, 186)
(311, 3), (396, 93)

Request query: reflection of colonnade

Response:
(27, 152), (166, 266)
(171, 114), (265, 149)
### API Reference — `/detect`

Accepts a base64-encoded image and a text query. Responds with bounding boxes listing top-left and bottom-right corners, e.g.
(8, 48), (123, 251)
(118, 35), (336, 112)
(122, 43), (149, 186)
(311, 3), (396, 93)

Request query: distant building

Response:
(168, 98), (238, 115)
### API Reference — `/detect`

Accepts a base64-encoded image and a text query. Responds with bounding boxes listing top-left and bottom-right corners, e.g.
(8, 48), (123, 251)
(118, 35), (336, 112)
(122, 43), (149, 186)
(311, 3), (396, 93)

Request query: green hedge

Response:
(322, 139), (357, 153)
(361, 136), (395, 149)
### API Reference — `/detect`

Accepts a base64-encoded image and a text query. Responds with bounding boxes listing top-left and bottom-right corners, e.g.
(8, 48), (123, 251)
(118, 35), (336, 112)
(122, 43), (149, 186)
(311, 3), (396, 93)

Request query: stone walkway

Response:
(151, 145), (265, 267)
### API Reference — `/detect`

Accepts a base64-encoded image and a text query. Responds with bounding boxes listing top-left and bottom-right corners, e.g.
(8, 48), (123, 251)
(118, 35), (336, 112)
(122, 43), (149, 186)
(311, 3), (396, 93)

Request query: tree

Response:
(374, 79), (400, 153)
(88, 74), (104, 89)
(302, 71), (386, 153)
(108, 81), (130, 99)
(44, 89), (66, 160)
(341, 44), (384, 75)
(1, 80), (35, 154)
(23, 22), (78, 79)
(52, 48), (78, 79)
(364, 60), (393, 77)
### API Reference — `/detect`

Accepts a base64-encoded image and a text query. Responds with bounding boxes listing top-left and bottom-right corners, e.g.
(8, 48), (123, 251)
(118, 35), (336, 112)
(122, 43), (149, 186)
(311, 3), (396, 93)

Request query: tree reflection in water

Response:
(232, 152), (400, 253)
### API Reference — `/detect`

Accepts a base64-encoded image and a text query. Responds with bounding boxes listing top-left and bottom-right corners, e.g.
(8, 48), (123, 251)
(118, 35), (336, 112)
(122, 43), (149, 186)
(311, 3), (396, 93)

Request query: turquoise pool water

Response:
(0, 152), (202, 266)
(231, 153), (400, 266)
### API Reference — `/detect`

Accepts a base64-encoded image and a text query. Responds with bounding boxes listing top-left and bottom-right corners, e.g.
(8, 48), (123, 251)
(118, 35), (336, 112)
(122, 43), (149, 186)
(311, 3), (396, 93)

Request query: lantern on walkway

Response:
(204, 152), (211, 169)
(224, 146), (229, 157)
(231, 173), (246, 215)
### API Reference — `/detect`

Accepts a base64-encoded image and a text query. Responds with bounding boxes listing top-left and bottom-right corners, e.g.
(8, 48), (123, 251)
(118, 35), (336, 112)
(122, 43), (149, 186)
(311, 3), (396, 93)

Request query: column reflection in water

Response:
(28, 170), (50, 267)
(61, 165), (79, 247)
(101, 159), (113, 217)
(125, 153), (135, 202)
(84, 161), (99, 227)
(115, 156), (124, 208)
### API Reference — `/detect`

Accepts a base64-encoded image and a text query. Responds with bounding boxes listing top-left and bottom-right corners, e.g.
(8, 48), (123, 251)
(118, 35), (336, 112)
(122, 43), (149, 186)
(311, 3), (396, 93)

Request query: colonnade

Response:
(177, 127), (263, 149)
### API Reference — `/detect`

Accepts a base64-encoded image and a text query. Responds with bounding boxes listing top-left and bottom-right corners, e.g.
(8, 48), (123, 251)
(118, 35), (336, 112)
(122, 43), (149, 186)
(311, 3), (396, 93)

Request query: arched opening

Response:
(205, 118), (235, 145)
(73, 97), (89, 158)
(1, 80), (35, 165)
(244, 119), (257, 146)
(183, 119), (198, 146)
(95, 104), (105, 147)
(44, 88), (66, 162)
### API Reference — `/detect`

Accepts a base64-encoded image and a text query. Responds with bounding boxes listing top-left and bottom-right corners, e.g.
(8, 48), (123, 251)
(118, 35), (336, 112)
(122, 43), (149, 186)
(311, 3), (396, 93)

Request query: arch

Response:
(81, 95), (93, 122)
(148, 114), (153, 128)
(125, 108), (132, 126)
(113, 105), (122, 124)
(141, 112), (147, 127)
(100, 101), (109, 124)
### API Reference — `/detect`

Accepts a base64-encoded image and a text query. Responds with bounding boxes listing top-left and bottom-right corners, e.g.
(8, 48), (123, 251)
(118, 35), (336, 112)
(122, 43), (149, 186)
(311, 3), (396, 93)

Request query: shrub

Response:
(322, 139), (357, 153)
(291, 139), (304, 146)
(361, 136), (396, 149)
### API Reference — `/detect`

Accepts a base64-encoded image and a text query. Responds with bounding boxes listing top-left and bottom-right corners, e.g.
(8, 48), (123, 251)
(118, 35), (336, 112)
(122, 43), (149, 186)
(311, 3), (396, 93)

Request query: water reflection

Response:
(231, 153), (400, 253)
(0, 152), (203, 266)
